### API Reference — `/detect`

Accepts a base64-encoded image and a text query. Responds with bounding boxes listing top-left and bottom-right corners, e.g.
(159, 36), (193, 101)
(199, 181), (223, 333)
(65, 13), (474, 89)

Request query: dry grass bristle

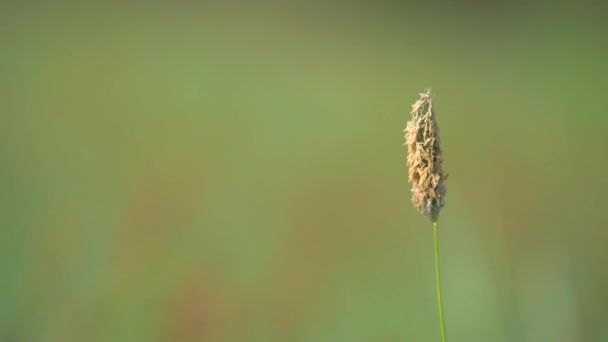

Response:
(404, 89), (447, 222)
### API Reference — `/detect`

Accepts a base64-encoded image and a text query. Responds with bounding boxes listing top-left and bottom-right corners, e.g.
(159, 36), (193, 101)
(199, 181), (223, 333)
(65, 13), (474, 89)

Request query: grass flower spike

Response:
(404, 89), (447, 222)
(404, 89), (448, 342)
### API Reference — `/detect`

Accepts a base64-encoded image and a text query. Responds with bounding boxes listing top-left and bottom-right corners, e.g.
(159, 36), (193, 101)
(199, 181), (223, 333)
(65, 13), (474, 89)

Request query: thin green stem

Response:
(433, 221), (447, 342)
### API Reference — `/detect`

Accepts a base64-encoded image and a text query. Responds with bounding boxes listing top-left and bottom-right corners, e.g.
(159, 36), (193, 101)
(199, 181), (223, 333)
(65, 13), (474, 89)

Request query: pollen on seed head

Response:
(404, 89), (447, 222)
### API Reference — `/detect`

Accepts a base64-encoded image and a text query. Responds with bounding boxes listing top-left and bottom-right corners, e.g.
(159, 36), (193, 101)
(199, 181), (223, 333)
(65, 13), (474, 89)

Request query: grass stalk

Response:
(404, 89), (449, 341)
(433, 221), (447, 342)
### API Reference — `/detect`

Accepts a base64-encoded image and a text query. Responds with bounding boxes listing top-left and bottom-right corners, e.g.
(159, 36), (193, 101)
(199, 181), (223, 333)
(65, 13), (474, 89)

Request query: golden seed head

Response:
(404, 89), (447, 222)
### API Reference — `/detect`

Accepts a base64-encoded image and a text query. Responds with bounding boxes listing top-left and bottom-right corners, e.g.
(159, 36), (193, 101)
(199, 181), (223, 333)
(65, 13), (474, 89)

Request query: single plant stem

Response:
(433, 221), (447, 342)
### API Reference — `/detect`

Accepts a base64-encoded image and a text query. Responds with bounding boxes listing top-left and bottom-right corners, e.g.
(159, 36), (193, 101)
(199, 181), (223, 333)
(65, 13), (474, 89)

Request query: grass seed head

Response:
(404, 89), (447, 222)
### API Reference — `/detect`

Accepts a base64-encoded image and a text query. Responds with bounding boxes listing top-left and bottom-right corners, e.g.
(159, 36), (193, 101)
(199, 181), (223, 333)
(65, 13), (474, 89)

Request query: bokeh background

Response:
(1, 1), (607, 341)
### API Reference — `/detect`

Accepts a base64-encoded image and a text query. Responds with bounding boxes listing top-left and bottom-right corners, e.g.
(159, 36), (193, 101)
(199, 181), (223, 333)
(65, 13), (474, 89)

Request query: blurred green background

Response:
(1, 1), (607, 341)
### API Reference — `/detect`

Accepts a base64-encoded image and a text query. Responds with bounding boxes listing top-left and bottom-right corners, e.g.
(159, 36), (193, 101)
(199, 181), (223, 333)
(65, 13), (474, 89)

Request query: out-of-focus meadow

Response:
(1, 1), (607, 341)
